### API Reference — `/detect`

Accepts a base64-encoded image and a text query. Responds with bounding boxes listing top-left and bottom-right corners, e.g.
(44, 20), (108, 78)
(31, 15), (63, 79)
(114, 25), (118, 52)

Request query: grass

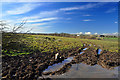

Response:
(2, 34), (118, 56)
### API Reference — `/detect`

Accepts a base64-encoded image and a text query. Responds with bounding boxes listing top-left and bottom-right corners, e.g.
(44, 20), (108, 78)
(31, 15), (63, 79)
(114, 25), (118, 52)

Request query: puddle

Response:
(43, 57), (73, 73)
(89, 44), (91, 46)
(97, 49), (102, 54)
(50, 63), (119, 78)
(80, 52), (84, 54)
(79, 48), (88, 54)
(83, 48), (88, 50)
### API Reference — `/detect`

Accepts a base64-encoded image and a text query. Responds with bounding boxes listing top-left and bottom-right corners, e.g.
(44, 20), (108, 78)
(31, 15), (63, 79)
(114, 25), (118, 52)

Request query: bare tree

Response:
(0, 20), (28, 33)
(1, 20), (32, 54)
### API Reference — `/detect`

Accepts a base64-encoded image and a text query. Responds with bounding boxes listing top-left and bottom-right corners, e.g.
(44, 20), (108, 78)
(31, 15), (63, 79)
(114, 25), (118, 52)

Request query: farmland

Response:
(2, 34), (118, 56)
(2, 34), (119, 79)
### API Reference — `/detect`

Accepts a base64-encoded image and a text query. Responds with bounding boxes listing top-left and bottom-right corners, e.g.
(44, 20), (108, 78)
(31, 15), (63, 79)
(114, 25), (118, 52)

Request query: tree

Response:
(0, 20), (31, 55)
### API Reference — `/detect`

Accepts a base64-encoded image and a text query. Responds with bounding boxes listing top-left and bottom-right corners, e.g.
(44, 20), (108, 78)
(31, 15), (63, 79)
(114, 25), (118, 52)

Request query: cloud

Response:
(94, 33), (98, 35)
(6, 3), (41, 15)
(31, 23), (47, 26)
(83, 14), (91, 16)
(105, 8), (116, 13)
(30, 26), (52, 33)
(65, 18), (72, 20)
(114, 21), (118, 24)
(78, 32), (83, 34)
(60, 7), (79, 11)
(18, 24), (52, 33)
(20, 16), (40, 20)
(27, 17), (58, 23)
(82, 19), (94, 21)
(19, 10), (59, 21)
(38, 10), (59, 17)
(59, 3), (106, 11)
(101, 32), (118, 36)
(14, 3), (105, 23)
(85, 32), (91, 35)
(65, 12), (75, 14)
(1, 0), (120, 2)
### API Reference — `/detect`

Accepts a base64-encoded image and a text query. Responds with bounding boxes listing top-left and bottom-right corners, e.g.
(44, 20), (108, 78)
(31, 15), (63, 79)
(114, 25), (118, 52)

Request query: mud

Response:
(2, 44), (120, 79)
(2, 47), (79, 80)
(98, 50), (120, 69)
(74, 47), (98, 66)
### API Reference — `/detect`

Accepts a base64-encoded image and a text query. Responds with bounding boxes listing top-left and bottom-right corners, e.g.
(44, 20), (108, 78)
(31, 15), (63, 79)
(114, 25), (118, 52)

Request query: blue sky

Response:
(1, 2), (118, 34)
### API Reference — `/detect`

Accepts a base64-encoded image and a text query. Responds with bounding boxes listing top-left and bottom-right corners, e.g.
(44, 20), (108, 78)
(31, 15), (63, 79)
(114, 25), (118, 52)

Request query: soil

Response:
(2, 44), (120, 80)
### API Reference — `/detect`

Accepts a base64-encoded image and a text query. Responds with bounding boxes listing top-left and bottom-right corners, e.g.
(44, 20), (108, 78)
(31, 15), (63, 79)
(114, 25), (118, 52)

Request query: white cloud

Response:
(113, 32), (118, 35)
(79, 32), (83, 34)
(1, 0), (120, 2)
(65, 12), (75, 14)
(18, 10), (59, 21)
(85, 32), (91, 35)
(27, 17), (58, 23)
(39, 10), (59, 17)
(83, 14), (91, 16)
(59, 3), (106, 11)
(105, 8), (116, 13)
(65, 18), (72, 20)
(101, 32), (118, 36)
(20, 16), (40, 20)
(82, 19), (94, 21)
(114, 21), (118, 24)
(30, 26), (52, 33)
(31, 23), (47, 26)
(6, 3), (41, 15)
(76, 32), (83, 34)
(60, 7), (79, 11)
(94, 33), (98, 35)
(18, 3), (106, 20)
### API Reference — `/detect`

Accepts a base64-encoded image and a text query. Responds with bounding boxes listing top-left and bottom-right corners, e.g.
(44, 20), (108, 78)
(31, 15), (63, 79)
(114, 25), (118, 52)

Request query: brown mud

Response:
(2, 44), (120, 80)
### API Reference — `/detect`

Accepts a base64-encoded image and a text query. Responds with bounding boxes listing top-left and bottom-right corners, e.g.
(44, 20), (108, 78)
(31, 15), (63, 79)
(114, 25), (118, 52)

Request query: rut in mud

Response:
(2, 43), (120, 80)
(41, 44), (119, 77)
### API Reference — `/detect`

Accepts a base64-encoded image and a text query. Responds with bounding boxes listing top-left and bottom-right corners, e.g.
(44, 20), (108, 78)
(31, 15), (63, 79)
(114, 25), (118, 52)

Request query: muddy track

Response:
(2, 44), (120, 80)
(2, 46), (81, 80)
(41, 44), (119, 77)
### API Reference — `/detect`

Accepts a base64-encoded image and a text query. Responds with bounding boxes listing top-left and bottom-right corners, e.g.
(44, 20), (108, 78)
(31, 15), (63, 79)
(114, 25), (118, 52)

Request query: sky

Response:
(1, 2), (118, 34)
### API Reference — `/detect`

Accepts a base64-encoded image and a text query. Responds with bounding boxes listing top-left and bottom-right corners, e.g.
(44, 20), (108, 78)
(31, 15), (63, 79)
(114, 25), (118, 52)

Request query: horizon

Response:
(1, 2), (118, 34)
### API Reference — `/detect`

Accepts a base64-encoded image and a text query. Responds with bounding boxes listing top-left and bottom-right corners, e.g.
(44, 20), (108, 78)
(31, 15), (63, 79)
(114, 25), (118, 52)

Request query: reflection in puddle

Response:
(51, 63), (118, 78)
(98, 49), (102, 54)
(80, 52), (84, 54)
(83, 48), (88, 50)
(43, 57), (73, 73)
(89, 44), (91, 46)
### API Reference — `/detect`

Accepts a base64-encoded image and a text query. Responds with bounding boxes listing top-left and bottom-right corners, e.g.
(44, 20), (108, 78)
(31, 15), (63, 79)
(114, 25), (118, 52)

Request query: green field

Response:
(2, 34), (118, 56)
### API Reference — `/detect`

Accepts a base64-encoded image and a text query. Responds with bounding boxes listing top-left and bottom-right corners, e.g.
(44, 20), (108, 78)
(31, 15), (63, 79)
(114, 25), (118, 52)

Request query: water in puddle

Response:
(98, 49), (102, 54)
(43, 57), (73, 73)
(80, 52), (84, 54)
(50, 63), (119, 78)
(89, 44), (91, 46)
(83, 48), (88, 50)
